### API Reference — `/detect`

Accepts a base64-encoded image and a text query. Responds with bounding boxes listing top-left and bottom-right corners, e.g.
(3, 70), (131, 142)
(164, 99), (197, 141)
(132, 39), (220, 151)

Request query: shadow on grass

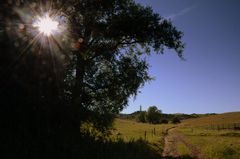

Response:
(163, 156), (197, 159)
(2, 131), (196, 159)
(76, 137), (163, 159)
(2, 133), (161, 159)
(68, 136), (198, 159)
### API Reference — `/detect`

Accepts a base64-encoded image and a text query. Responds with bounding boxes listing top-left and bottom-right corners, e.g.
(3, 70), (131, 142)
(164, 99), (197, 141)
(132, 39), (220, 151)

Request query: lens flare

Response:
(33, 14), (59, 36)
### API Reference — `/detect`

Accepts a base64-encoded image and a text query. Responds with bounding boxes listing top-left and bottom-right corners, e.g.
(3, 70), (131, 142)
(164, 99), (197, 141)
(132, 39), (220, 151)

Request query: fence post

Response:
(144, 131), (147, 140)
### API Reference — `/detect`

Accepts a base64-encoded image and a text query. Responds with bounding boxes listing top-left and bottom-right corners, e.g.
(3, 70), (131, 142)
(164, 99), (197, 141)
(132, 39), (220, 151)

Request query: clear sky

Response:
(122, 0), (240, 114)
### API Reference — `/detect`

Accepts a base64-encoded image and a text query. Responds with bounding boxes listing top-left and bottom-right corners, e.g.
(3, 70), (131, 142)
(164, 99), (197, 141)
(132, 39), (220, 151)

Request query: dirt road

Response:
(162, 127), (205, 159)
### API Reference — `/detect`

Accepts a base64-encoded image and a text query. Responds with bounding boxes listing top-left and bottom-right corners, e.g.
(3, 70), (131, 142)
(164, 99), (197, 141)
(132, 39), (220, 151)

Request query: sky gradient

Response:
(123, 0), (240, 114)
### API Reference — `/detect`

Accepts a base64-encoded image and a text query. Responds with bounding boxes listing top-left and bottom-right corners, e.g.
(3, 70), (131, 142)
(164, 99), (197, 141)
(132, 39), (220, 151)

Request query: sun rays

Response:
(33, 13), (59, 37)
(0, 1), (72, 92)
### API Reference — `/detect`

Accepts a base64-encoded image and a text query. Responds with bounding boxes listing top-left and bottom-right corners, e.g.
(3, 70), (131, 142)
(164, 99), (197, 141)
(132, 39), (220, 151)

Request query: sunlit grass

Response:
(176, 112), (240, 159)
(178, 126), (240, 137)
(176, 142), (191, 157)
(111, 118), (175, 154)
(183, 136), (240, 159)
(182, 112), (240, 128)
(112, 118), (173, 142)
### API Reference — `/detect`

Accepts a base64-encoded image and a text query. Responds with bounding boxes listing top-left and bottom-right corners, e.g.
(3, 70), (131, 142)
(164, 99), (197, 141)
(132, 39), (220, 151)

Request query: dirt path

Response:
(162, 127), (205, 159)
(162, 127), (179, 158)
(177, 132), (205, 159)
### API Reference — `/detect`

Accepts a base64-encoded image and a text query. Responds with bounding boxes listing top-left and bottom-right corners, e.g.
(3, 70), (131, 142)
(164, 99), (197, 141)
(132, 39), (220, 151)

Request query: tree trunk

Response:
(74, 53), (85, 105)
(71, 50), (86, 135)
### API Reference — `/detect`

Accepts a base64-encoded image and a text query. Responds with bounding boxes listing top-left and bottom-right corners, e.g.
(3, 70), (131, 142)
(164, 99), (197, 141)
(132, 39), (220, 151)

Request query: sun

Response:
(33, 14), (59, 36)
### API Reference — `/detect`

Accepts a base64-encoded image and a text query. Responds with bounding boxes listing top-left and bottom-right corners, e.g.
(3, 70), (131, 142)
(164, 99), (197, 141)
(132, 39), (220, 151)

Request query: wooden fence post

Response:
(144, 131), (147, 140)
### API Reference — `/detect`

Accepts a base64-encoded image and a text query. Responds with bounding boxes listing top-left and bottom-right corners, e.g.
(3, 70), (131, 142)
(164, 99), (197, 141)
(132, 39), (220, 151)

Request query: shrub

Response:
(160, 119), (168, 124)
(172, 117), (181, 124)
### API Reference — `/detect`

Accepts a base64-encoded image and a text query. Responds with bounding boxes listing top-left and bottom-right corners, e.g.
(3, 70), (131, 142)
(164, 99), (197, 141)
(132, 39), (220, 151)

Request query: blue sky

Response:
(122, 0), (240, 114)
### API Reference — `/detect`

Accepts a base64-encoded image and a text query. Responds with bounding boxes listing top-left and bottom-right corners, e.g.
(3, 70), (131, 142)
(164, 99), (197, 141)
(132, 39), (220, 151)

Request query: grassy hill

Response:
(112, 112), (240, 159)
(182, 112), (240, 129)
(176, 112), (240, 159)
(78, 112), (240, 158)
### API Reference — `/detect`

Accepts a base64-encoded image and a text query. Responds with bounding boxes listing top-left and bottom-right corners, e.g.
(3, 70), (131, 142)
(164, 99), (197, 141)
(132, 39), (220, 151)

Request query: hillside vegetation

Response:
(119, 111), (216, 123)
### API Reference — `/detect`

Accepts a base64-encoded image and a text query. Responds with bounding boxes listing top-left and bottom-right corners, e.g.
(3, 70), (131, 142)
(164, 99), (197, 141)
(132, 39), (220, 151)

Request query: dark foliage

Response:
(160, 118), (169, 124)
(137, 111), (147, 123)
(121, 111), (210, 123)
(146, 106), (162, 124)
(0, 0), (184, 158)
(172, 117), (181, 124)
(0, 0), (183, 132)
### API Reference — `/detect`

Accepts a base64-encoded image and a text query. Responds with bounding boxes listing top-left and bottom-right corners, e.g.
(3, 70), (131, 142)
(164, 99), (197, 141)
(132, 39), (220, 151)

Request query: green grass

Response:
(78, 112), (240, 159)
(112, 118), (174, 154)
(112, 112), (240, 158)
(112, 119), (172, 141)
(176, 112), (240, 159)
(176, 142), (192, 157)
(79, 118), (176, 158)
(183, 136), (240, 159)
(182, 112), (240, 128)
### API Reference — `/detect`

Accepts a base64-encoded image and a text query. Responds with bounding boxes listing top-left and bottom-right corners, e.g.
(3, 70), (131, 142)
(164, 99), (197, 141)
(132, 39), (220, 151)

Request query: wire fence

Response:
(205, 123), (240, 131)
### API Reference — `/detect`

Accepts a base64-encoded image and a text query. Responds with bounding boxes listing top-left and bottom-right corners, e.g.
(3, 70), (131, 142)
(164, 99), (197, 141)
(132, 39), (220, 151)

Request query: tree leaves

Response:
(0, 0), (184, 133)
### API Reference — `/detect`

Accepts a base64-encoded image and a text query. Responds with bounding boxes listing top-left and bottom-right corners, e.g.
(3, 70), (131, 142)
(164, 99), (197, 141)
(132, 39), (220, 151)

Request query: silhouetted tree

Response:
(63, 0), (184, 132)
(0, 0), (184, 136)
(146, 106), (162, 124)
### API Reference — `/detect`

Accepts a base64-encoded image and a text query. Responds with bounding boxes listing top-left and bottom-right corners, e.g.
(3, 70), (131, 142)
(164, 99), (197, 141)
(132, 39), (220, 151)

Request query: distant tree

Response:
(172, 117), (181, 124)
(146, 106), (162, 124)
(137, 111), (147, 123)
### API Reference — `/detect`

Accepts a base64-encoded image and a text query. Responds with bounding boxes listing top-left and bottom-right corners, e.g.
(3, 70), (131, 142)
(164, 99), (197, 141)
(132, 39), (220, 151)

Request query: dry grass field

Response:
(112, 112), (240, 159)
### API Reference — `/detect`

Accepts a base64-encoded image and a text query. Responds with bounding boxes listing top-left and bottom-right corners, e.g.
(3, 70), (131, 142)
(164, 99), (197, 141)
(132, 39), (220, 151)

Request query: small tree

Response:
(146, 106), (162, 124)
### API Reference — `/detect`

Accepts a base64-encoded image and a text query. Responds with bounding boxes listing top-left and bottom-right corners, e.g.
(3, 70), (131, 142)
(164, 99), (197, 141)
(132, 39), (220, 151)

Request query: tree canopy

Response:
(0, 0), (184, 134)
